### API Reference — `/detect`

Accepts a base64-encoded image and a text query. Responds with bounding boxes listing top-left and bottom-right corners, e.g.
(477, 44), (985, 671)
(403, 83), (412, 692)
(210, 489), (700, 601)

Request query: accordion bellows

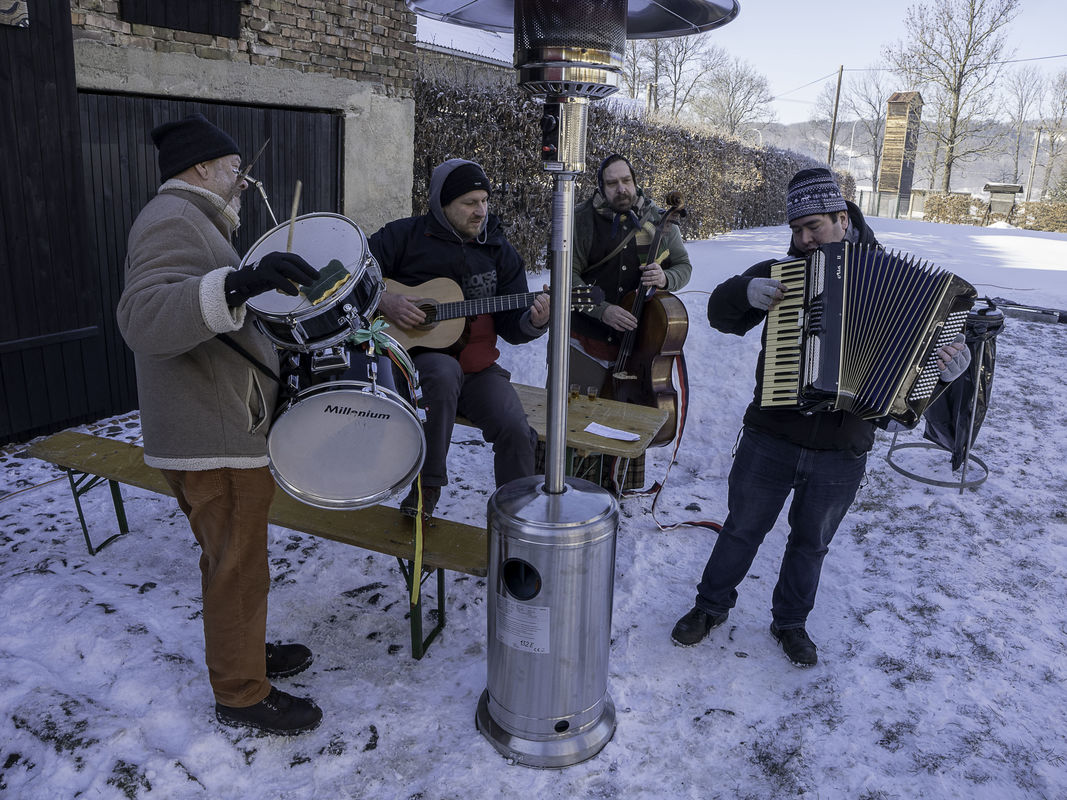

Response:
(761, 242), (977, 425)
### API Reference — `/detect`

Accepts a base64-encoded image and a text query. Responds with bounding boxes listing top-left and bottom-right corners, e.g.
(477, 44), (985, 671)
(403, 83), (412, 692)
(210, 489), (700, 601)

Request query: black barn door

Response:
(0, 0), (106, 443)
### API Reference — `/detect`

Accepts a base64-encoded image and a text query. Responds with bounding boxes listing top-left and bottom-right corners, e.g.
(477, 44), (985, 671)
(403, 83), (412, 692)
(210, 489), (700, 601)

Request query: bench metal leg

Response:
(66, 469), (130, 556)
(396, 559), (446, 659)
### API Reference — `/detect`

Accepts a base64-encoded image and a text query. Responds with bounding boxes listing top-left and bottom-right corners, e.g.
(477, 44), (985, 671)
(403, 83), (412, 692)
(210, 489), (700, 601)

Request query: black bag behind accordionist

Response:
(760, 241), (977, 426)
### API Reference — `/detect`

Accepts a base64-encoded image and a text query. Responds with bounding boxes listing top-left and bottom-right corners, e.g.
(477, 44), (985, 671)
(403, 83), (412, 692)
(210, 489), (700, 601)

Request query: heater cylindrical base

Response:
(476, 689), (616, 769)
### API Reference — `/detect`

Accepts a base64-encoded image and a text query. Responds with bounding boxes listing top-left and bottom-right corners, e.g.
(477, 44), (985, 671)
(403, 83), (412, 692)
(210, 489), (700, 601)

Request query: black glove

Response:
(224, 251), (320, 308)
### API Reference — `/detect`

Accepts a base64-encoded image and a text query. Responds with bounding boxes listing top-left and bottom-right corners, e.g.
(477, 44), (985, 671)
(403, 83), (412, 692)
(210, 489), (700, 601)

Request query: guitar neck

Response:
(433, 292), (538, 322)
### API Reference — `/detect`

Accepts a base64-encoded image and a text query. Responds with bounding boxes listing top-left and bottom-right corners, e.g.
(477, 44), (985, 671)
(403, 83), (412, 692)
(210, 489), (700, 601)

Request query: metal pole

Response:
(1025, 128), (1041, 202)
(544, 172), (577, 495)
(957, 339), (985, 493)
(826, 65), (843, 166)
(846, 119), (858, 173)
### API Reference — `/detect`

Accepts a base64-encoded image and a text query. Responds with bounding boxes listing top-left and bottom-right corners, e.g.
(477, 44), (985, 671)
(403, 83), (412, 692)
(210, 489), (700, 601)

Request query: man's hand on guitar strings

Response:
(747, 277), (786, 311)
(377, 291), (427, 329)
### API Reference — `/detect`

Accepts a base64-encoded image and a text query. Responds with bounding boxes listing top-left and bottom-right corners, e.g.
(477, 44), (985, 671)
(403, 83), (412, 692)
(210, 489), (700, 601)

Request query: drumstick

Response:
(286, 180), (302, 252)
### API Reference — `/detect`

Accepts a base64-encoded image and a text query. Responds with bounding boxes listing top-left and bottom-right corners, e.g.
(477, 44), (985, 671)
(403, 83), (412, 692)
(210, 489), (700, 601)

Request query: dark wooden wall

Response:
(0, 0), (343, 443)
(0, 0), (107, 443)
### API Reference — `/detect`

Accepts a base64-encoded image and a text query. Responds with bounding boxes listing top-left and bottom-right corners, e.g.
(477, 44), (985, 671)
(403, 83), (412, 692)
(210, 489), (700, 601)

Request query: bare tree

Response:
(690, 55), (775, 135)
(1039, 70), (1067, 198)
(883, 0), (1021, 192)
(646, 40), (664, 114)
(841, 68), (892, 191)
(621, 41), (645, 100)
(653, 34), (728, 120)
(1003, 65), (1044, 182)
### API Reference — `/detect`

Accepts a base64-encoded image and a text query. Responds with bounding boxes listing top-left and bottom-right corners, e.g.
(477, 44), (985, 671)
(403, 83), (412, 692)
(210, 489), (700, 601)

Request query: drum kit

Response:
(242, 212), (426, 510)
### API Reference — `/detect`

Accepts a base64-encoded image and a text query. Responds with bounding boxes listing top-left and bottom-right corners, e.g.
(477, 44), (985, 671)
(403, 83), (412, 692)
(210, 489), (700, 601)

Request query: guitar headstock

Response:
(572, 285), (605, 312)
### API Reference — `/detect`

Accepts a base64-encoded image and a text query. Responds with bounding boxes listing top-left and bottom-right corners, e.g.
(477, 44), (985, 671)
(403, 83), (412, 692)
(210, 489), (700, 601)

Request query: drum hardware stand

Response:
(250, 178), (279, 226)
(886, 310), (1003, 493)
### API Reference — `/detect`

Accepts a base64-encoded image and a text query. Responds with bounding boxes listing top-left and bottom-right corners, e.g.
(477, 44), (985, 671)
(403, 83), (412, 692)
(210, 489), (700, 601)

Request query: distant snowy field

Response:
(1, 217), (1065, 799)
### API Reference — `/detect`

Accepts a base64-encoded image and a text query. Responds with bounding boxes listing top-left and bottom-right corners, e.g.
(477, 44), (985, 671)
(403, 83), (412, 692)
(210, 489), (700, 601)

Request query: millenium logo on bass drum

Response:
(323, 404), (391, 420)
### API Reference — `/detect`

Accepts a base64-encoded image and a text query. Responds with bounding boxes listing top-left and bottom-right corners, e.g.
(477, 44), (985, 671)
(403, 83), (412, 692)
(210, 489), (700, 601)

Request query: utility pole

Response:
(1025, 127), (1042, 202)
(826, 65), (843, 166)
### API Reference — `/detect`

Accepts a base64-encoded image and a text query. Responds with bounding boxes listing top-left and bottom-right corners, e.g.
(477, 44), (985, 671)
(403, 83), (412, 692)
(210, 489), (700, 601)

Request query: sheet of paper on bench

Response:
(584, 422), (641, 442)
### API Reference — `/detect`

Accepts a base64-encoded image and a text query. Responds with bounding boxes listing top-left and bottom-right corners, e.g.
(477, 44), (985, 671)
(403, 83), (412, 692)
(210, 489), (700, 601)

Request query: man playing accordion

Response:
(670, 168), (971, 667)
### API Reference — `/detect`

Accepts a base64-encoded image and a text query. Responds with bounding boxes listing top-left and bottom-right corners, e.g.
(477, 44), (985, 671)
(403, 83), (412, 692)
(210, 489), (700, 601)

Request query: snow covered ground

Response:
(1, 216), (1065, 799)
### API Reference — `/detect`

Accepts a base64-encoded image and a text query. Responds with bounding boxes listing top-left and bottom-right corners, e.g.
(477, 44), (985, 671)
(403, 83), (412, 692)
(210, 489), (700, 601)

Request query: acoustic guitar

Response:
(600, 191), (689, 447)
(384, 277), (603, 351)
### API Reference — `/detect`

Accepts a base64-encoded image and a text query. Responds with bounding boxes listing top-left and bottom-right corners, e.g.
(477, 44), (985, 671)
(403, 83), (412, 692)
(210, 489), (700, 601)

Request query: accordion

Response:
(761, 241), (977, 425)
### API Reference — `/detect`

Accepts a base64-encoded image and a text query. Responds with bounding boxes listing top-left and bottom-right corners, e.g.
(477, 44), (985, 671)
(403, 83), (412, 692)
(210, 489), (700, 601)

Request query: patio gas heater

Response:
(408, 0), (739, 767)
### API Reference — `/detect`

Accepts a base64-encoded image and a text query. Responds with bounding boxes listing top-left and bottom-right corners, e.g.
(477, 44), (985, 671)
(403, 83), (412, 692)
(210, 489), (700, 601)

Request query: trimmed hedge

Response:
(923, 193), (1067, 232)
(412, 77), (836, 267)
(1013, 201), (1067, 232)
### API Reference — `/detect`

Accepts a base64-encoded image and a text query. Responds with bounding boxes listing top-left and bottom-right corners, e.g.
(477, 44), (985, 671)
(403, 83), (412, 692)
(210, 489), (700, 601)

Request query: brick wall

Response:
(70, 0), (416, 96)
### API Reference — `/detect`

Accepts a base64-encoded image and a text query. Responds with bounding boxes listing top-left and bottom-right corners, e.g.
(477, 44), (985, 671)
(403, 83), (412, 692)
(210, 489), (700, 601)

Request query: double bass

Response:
(600, 191), (689, 447)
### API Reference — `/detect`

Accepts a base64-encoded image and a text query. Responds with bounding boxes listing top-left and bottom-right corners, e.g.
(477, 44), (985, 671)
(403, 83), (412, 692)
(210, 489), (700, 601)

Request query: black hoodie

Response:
(706, 202), (881, 454)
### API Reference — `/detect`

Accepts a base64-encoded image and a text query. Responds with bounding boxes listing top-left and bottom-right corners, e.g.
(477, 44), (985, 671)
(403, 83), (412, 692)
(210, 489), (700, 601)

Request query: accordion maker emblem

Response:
(760, 241), (977, 425)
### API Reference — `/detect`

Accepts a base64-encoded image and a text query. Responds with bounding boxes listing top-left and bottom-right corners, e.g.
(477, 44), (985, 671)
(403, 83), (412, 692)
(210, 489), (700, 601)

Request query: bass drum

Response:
(244, 212), (384, 352)
(267, 336), (425, 510)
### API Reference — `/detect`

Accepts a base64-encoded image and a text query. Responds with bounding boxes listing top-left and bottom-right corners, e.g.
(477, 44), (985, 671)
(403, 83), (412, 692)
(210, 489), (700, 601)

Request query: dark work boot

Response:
(770, 623), (818, 667)
(266, 642), (313, 679)
(216, 687), (322, 735)
(670, 606), (729, 646)
(400, 484), (441, 518)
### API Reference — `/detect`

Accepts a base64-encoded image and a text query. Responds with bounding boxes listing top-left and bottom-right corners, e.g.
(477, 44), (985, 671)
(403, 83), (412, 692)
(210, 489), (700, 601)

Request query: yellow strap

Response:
(410, 478), (425, 606)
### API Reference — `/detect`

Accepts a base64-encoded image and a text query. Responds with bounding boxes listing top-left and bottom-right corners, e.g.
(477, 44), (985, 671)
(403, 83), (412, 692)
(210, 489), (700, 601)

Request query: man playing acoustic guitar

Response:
(568, 153), (693, 488)
(369, 159), (550, 518)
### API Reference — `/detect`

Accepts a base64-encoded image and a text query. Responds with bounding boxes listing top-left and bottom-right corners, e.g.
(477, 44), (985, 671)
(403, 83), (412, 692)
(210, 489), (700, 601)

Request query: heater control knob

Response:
(540, 107), (560, 160)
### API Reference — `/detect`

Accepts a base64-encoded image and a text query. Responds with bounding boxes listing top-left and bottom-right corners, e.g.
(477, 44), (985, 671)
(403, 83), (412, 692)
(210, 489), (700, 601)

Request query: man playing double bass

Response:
(568, 154), (692, 486)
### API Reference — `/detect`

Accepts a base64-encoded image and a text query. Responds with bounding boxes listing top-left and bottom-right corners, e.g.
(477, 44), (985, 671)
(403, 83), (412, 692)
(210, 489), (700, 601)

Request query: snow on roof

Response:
(416, 15), (513, 67)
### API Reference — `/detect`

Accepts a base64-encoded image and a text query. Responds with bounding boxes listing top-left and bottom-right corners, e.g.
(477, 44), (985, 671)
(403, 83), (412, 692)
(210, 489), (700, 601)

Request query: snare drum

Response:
(244, 213), (384, 352)
(266, 335), (425, 510)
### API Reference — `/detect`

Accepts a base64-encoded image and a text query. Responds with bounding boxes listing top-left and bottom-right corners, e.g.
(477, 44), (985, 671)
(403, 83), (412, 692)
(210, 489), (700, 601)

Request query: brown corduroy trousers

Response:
(160, 466), (274, 708)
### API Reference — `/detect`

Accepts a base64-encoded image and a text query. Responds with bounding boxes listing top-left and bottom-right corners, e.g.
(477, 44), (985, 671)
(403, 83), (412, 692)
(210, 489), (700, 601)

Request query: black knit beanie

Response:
(151, 113), (241, 182)
(440, 162), (491, 206)
(786, 168), (847, 222)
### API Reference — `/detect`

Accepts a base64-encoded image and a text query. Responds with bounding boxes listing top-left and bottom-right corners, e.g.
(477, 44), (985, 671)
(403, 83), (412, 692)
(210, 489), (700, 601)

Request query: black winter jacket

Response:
(707, 202), (881, 453)
(368, 211), (538, 350)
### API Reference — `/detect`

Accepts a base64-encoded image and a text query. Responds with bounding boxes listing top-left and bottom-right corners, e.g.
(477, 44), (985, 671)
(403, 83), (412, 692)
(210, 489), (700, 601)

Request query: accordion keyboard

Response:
(761, 258), (810, 408)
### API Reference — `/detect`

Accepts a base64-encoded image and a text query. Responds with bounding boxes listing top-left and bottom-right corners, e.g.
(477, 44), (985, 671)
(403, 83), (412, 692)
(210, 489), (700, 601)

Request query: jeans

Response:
(160, 467), (274, 707)
(695, 427), (867, 629)
(414, 353), (537, 488)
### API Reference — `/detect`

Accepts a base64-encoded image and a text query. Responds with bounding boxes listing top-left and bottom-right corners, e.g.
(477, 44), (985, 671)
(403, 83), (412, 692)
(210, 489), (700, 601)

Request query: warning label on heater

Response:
(496, 594), (550, 654)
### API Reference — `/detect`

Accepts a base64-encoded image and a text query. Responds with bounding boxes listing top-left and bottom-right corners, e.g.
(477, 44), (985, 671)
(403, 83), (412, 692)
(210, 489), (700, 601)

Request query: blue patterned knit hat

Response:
(786, 168), (847, 222)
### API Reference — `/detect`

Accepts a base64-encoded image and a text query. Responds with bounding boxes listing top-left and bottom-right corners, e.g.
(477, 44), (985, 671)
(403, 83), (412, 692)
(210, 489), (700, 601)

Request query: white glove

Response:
(938, 334), (971, 382)
(746, 277), (785, 311)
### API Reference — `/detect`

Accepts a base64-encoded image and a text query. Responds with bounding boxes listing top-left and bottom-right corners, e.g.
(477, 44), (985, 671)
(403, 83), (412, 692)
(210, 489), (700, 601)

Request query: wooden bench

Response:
(458, 382), (669, 490)
(26, 430), (485, 660)
(25, 391), (664, 658)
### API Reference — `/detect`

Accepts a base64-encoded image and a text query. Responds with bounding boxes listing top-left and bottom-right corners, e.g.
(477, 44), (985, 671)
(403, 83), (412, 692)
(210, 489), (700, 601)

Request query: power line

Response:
(774, 53), (1067, 101)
